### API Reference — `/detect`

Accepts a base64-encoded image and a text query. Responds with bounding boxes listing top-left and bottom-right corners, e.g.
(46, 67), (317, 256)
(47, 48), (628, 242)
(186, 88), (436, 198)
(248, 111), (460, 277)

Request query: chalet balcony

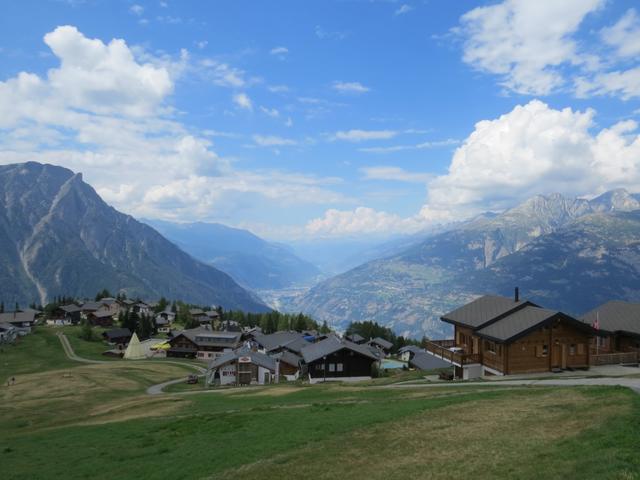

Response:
(424, 339), (481, 366)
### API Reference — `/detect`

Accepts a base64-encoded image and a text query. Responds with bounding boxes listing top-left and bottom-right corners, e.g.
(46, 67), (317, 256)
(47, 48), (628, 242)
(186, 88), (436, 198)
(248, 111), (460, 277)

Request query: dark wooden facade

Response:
(453, 317), (591, 375)
(306, 348), (375, 380)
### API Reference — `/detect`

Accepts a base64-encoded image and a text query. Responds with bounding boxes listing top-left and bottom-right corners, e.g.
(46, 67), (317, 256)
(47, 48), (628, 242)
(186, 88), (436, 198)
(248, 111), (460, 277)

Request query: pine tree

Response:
(320, 321), (330, 334)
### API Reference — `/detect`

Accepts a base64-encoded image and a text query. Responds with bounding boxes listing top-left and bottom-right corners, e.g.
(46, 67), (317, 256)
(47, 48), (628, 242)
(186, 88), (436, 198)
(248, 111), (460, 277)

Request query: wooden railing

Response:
(424, 340), (481, 366)
(590, 351), (639, 366)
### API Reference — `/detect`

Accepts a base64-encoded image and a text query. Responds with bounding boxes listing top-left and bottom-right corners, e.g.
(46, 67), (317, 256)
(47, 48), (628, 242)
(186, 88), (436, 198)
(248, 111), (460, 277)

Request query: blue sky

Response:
(1, 0), (639, 240)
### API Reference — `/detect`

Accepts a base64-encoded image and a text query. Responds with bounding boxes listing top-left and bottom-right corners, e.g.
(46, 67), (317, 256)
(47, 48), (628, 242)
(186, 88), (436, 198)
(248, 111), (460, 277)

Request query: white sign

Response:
(239, 356), (252, 363)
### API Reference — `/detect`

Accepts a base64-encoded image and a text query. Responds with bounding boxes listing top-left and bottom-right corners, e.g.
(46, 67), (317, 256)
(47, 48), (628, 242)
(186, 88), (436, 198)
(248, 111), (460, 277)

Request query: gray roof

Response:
(272, 350), (302, 368)
(476, 306), (559, 342)
(346, 333), (365, 343)
(581, 301), (640, 336)
(60, 304), (81, 313)
(369, 337), (393, 350)
(409, 352), (452, 371)
(177, 327), (241, 348)
(399, 345), (424, 354)
(253, 331), (307, 352)
(0, 311), (36, 324)
(441, 295), (529, 329)
(189, 308), (206, 316)
(81, 301), (102, 311)
(103, 328), (132, 340)
(208, 347), (277, 371)
(301, 335), (379, 363)
(91, 308), (114, 318)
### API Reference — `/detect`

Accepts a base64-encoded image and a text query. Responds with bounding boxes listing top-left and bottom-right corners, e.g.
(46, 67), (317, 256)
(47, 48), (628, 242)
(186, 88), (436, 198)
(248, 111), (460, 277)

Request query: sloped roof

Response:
(581, 301), (640, 336)
(441, 295), (530, 329)
(60, 304), (81, 313)
(369, 337), (393, 350)
(253, 331), (306, 352)
(399, 345), (423, 354)
(91, 308), (114, 318)
(175, 327), (241, 348)
(476, 306), (571, 342)
(103, 328), (132, 340)
(208, 347), (277, 371)
(0, 311), (36, 324)
(272, 350), (302, 368)
(345, 333), (365, 343)
(301, 335), (379, 363)
(409, 352), (452, 370)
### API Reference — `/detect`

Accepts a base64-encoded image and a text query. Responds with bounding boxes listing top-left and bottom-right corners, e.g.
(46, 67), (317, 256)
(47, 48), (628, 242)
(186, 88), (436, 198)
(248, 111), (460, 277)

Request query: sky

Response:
(1, 0), (640, 241)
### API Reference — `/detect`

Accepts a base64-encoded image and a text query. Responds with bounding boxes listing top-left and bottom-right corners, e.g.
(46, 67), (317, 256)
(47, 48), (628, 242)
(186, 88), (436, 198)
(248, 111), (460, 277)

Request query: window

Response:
(484, 340), (495, 354)
(337, 363), (344, 372)
(542, 344), (548, 356)
(329, 363), (336, 372)
(316, 363), (324, 371)
(569, 344), (576, 356)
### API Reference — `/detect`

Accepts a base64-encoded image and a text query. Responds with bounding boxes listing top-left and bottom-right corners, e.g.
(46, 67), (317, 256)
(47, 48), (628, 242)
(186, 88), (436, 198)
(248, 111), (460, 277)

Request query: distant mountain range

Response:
(290, 189), (640, 338)
(145, 219), (321, 290)
(0, 162), (270, 311)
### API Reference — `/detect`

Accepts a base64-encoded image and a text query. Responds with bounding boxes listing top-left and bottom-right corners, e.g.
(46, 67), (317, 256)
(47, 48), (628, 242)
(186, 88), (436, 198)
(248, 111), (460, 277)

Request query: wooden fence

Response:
(590, 351), (639, 366)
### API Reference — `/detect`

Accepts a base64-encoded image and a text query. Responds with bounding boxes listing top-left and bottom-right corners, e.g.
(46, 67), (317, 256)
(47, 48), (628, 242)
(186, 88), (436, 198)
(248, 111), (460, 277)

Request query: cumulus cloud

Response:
(421, 100), (640, 220)
(305, 207), (428, 237)
(232, 92), (252, 110)
(332, 81), (370, 94)
(458, 0), (603, 95)
(331, 129), (397, 142)
(0, 26), (347, 226)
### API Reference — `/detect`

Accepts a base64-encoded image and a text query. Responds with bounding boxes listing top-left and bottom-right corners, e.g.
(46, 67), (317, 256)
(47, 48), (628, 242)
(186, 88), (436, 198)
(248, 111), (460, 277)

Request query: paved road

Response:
(385, 377), (640, 393)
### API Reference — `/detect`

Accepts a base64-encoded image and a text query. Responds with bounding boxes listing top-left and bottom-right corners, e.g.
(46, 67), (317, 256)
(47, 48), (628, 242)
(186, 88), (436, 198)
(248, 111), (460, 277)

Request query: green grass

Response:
(0, 328), (76, 381)
(2, 383), (640, 479)
(60, 326), (123, 361)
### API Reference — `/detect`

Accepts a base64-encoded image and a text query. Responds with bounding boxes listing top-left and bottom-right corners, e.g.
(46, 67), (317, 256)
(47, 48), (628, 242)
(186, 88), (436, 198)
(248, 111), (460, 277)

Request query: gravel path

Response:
(385, 377), (640, 393)
(57, 332), (106, 364)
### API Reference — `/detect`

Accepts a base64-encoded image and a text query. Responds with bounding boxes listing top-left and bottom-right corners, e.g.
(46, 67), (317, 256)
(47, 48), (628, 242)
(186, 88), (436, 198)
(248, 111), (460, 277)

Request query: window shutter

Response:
(577, 344), (585, 355)
(535, 345), (542, 357)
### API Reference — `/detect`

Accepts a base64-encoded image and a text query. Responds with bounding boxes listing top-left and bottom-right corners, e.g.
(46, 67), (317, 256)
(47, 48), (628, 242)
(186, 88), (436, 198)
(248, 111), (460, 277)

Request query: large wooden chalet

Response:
(427, 291), (594, 378)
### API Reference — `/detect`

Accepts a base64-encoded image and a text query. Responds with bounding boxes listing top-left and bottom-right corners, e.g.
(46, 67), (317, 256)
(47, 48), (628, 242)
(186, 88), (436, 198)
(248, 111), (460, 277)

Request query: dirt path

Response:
(384, 377), (640, 393)
(57, 332), (106, 364)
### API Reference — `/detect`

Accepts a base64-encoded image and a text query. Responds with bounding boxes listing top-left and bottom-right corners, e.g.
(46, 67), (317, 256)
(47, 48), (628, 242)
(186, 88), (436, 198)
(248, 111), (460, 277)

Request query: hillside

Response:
(292, 190), (640, 338)
(146, 219), (321, 290)
(0, 162), (270, 311)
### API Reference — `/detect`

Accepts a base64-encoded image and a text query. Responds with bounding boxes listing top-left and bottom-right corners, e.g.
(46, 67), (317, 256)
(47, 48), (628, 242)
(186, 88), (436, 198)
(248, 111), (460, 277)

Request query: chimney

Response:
(514, 287), (520, 303)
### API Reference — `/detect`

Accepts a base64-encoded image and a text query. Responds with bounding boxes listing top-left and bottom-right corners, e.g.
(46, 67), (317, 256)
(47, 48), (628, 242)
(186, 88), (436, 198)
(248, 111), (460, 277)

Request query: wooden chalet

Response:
(206, 348), (278, 386)
(87, 308), (115, 327)
(581, 301), (640, 365)
(368, 337), (393, 353)
(427, 291), (594, 378)
(0, 311), (36, 335)
(271, 350), (302, 380)
(48, 304), (81, 325)
(301, 335), (379, 383)
(167, 327), (241, 360)
(253, 331), (313, 356)
(102, 328), (133, 348)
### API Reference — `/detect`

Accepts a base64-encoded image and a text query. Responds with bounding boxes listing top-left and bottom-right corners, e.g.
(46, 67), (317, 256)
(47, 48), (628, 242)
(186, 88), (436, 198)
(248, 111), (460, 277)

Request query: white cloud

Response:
(421, 100), (640, 221)
(332, 81), (370, 94)
(458, 0), (604, 95)
(195, 40), (208, 50)
(268, 84), (289, 93)
(252, 135), (297, 147)
(129, 4), (144, 16)
(331, 129), (397, 142)
(361, 166), (433, 183)
(305, 207), (428, 238)
(269, 46), (288, 57)
(359, 138), (459, 153)
(395, 4), (413, 16)
(199, 59), (247, 88)
(0, 26), (348, 225)
(259, 106), (279, 118)
(232, 92), (252, 110)
(601, 9), (640, 59)
(575, 67), (640, 100)
(315, 26), (348, 41)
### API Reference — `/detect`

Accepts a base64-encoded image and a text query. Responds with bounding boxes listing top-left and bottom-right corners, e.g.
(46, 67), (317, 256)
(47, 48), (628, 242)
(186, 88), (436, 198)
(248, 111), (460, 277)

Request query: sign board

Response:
(238, 356), (252, 363)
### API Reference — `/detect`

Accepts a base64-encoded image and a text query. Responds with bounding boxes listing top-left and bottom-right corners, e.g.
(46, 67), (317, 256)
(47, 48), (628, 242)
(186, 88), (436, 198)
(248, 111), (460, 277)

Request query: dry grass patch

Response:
(80, 395), (188, 425)
(219, 388), (632, 480)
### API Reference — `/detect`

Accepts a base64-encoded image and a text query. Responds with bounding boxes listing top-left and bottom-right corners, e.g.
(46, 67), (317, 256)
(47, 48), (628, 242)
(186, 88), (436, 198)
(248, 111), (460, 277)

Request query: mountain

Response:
(144, 220), (321, 290)
(0, 162), (270, 311)
(291, 190), (640, 338)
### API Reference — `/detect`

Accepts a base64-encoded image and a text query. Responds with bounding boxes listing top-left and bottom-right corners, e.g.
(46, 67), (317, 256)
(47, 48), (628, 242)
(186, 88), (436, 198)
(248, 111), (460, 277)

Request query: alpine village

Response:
(3, 1), (640, 479)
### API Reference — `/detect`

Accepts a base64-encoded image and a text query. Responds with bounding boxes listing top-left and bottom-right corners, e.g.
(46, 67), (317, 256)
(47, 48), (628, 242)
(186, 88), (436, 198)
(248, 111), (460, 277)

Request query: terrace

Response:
(423, 339), (481, 366)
